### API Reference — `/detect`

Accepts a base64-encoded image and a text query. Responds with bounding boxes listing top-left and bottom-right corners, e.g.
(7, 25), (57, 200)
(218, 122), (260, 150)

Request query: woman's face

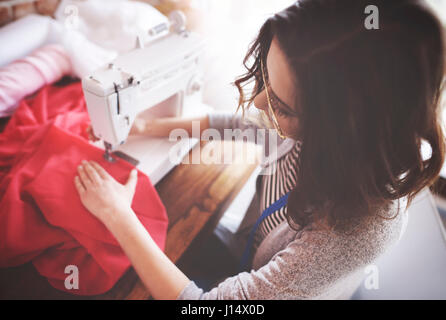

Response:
(253, 37), (301, 139)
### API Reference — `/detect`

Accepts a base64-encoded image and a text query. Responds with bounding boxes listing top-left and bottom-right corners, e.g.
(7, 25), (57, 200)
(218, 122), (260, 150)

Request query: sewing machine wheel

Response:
(169, 10), (187, 33)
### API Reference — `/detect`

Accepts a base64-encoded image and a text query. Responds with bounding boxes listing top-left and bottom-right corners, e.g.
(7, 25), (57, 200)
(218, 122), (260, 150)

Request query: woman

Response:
(78, 0), (445, 299)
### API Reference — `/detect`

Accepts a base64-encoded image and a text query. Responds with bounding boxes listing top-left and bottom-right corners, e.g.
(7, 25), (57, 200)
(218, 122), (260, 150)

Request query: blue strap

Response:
(239, 192), (290, 272)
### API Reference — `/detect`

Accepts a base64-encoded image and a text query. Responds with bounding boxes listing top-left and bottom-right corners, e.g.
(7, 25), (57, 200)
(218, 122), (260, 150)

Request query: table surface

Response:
(0, 139), (258, 299)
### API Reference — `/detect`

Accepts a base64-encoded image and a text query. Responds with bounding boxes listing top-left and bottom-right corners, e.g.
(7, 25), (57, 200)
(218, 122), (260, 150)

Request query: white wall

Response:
(192, 0), (295, 112)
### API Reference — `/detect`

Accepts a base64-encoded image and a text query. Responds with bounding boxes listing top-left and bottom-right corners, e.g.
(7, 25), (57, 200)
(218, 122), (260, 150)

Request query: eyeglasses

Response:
(260, 57), (287, 139)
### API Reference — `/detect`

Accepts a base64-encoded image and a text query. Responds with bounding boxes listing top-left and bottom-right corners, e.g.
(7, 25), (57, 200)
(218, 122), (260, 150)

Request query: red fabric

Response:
(0, 82), (168, 295)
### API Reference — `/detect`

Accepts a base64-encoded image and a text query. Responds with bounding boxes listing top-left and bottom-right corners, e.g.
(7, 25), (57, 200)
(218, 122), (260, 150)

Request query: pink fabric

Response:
(0, 44), (72, 118)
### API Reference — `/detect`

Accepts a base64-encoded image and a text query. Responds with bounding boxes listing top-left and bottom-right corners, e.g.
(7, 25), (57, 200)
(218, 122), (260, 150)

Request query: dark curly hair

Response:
(234, 0), (446, 229)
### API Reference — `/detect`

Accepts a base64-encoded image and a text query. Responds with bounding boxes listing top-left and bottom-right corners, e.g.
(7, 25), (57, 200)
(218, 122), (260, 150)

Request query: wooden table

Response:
(0, 140), (259, 299)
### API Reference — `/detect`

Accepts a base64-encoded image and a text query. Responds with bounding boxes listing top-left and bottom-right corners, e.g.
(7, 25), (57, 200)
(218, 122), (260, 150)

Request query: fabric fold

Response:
(0, 82), (168, 295)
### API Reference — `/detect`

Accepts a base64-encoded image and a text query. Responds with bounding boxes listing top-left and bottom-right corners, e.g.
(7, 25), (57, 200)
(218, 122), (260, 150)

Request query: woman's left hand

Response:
(74, 160), (138, 225)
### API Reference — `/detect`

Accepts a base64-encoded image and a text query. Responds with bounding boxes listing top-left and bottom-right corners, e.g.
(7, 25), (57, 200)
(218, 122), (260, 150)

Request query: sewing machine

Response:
(82, 12), (206, 184)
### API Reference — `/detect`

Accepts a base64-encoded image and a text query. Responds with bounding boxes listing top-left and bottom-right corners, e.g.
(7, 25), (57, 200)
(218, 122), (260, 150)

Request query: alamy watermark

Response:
(63, 4), (80, 30)
(167, 121), (280, 175)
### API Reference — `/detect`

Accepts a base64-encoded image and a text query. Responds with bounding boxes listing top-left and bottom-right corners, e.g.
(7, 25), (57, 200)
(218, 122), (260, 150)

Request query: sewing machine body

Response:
(82, 24), (205, 183)
(82, 30), (204, 149)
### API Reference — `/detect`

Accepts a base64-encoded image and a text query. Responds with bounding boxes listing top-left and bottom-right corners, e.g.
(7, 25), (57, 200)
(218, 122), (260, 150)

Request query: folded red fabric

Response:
(0, 82), (168, 295)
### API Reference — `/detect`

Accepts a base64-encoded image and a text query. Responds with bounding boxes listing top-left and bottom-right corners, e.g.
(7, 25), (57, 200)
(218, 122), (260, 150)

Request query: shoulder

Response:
(246, 196), (410, 298)
(285, 196), (408, 268)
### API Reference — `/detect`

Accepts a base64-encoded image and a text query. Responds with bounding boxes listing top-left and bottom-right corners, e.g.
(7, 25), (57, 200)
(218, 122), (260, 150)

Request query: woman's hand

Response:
(74, 160), (138, 225)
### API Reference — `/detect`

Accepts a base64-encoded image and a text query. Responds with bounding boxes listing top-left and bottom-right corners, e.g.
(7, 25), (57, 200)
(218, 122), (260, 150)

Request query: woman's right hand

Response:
(87, 115), (208, 140)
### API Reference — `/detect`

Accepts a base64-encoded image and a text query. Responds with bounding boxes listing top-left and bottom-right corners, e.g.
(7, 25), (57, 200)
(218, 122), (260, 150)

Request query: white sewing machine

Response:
(82, 12), (205, 184)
